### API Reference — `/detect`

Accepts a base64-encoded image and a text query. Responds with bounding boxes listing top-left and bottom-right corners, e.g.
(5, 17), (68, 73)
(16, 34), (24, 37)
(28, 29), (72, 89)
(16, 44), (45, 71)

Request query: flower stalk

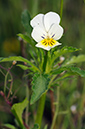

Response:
(35, 51), (48, 128)
(35, 93), (46, 128)
(50, 86), (60, 129)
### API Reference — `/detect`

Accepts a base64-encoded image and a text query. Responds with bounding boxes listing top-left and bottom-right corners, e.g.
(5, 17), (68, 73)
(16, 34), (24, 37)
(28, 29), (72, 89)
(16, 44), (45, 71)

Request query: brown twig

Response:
(0, 91), (12, 106)
(23, 121), (30, 129)
(0, 64), (13, 99)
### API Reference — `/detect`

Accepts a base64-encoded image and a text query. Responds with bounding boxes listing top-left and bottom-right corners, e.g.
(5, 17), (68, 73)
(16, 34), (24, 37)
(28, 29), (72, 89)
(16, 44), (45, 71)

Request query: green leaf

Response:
(54, 46), (79, 58)
(52, 66), (85, 78)
(17, 33), (31, 43)
(30, 73), (50, 104)
(21, 10), (32, 34)
(51, 46), (80, 66)
(63, 55), (85, 66)
(32, 124), (39, 129)
(17, 33), (35, 49)
(0, 56), (29, 63)
(68, 67), (85, 77)
(17, 64), (29, 70)
(3, 124), (17, 129)
(55, 72), (75, 82)
(44, 125), (48, 129)
(11, 98), (28, 129)
(0, 56), (40, 72)
(52, 67), (67, 75)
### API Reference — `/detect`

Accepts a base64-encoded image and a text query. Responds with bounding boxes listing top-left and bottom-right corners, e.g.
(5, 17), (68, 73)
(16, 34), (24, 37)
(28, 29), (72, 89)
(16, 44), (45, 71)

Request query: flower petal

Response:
(31, 25), (47, 42)
(44, 12), (60, 32)
(30, 14), (44, 28)
(51, 42), (62, 48)
(48, 23), (63, 40)
(36, 42), (51, 51)
(35, 41), (61, 51)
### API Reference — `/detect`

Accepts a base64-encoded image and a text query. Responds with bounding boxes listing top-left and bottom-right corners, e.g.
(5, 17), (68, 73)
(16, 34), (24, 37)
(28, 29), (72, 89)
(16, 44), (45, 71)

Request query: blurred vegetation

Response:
(0, 0), (85, 129)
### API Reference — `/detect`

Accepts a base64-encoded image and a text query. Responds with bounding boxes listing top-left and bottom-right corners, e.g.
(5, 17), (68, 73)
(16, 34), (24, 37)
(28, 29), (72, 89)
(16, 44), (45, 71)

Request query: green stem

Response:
(31, 0), (39, 17)
(7, 72), (13, 99)
(43, 51), (48, 72)
(4, 71), (9, 93)
(50, 86), (60, 129)
(58, 110), (68, 115)
(35, 93), (46, 128)
(0, 69), (5, 76)
(25, 84), (29, 126)
(48, 75), (57, 88)
(35, 51), (48, 128)
(60, 0), (63, 24)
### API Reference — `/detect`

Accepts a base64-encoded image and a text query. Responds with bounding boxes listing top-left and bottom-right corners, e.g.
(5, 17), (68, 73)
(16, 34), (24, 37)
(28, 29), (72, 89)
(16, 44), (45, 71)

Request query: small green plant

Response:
(0, 2), (85, 129)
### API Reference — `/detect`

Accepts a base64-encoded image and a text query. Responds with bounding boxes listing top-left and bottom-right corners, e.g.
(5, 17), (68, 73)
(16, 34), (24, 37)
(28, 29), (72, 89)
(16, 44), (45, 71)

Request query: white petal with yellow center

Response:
(30, 11), (64, 51)
(35, 38), (61, 51)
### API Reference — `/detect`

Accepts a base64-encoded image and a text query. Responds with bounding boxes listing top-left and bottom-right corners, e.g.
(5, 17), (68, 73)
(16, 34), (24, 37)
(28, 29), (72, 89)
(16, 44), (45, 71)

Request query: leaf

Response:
(63, 55), (85, 66)
(0, 56), (40, 72)
(11, 98), (28, 129)
(17, 64), (29, 70)
(55, 72), (75, 82)
(17, 33), (35, 49)
(68, 67), (85, 77)
(44, 125), (48, 129)
(3, 124), (17, 129)
(54, 46), (79, 57)
(0, 56), (29, 63)
(21, 10), (32, 34)
(30, 73), (50, 104)
(32, 124), (39, 129)
(52, 67), (67, 75)
(51, 46), (80, 66)
(17, 33), (31, 43)
(52, 66), (85, 78)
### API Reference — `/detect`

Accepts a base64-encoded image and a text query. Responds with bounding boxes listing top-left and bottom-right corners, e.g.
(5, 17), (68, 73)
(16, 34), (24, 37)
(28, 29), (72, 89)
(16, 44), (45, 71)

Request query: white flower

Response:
(30, 12), (64, 51)
(70, 105), (77, 114)
(60, 56), (65, 62)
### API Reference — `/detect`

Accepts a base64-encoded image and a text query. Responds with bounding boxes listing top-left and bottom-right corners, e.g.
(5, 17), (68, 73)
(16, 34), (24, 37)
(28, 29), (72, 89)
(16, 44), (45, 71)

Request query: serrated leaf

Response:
(32, 124), (39, 129)
(56, 72), (75, 82)
(68, 67), (85, 77)
(63, 55), (85, 66)
(30, 74), (50, 104)
(11, 98), (28, 129)
(21, 10), (32, 34)
(3, 124), (17, 129)
(52, 67), (67, 75)
(0, 56), (40, 72)
(54, 46), (79, 57)
(51, 46), (80, 66)
(52, 66), (85, 78)
(17, 64), (29, 70)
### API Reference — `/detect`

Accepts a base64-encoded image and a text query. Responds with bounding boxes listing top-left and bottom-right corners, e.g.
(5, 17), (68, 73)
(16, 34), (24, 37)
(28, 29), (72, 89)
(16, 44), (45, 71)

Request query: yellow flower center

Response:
(41, 38), (56, 47)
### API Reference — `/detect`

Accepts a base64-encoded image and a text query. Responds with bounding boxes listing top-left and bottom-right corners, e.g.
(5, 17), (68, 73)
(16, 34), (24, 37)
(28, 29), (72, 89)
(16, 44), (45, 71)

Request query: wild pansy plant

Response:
(0, 10), (85, 129)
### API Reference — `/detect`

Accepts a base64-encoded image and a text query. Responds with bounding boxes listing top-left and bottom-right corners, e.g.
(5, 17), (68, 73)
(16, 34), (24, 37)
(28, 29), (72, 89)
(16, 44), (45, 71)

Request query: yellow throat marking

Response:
(41, 38), (56, 47)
